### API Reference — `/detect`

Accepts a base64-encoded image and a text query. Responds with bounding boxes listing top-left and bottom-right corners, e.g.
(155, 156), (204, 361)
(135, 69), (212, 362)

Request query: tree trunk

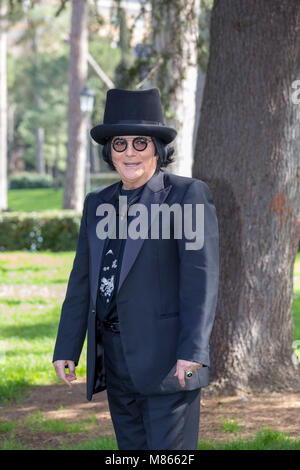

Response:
(146, 0), (200, 177)
(194, 0), (300, 395)
(53, 130), (60, 191)
(90, 141), (100, 173)
(63, 0), (88, 211)
(192, 66), (205, 157)
(33, 29), (45, 174)
(7, 102), (15, 173)
(0, 0), (7, 211)
(0, 0), (7, 210)
(34, 126), (45, 173)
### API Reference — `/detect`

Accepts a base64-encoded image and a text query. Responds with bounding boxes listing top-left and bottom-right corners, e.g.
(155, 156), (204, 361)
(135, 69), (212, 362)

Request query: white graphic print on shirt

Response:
(100, 275), (115, 303)
(99, 248), (118, 304)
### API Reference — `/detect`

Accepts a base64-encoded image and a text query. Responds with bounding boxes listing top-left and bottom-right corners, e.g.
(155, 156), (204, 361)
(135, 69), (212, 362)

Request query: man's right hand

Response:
(53, 360), (77, 387)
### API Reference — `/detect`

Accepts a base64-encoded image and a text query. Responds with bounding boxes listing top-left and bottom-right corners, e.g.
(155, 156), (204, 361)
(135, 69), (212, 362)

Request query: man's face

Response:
(111, 135), (158, 189)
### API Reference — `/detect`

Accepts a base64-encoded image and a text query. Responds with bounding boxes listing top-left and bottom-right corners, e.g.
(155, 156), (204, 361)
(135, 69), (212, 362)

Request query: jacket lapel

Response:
(89, 170), (172, 307)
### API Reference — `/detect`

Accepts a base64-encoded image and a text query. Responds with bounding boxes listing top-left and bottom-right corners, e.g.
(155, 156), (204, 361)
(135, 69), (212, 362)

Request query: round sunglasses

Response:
(112, 136), (152, 153)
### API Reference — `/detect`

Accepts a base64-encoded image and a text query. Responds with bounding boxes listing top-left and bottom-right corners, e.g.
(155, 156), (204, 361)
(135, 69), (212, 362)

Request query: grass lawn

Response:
(7, 188), (64, 212)
(7, 187), (99, 212)
(0, 250), (299, 450)
(0, 251), (87, 403)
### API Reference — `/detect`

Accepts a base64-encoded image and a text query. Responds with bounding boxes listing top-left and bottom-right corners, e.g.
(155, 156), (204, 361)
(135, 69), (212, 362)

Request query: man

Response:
(53, 88), (219, 450)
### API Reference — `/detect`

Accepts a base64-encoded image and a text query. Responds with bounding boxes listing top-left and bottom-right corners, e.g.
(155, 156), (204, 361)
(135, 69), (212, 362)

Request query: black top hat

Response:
(90, 88), (177, 145)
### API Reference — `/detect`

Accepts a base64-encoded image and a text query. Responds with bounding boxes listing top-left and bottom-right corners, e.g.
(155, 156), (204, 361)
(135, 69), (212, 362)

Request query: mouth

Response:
(124, 162), (142, 168)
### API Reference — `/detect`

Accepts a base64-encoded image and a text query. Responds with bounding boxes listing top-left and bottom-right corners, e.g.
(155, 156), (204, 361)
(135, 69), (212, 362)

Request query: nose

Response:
(124, 140), (136, 156)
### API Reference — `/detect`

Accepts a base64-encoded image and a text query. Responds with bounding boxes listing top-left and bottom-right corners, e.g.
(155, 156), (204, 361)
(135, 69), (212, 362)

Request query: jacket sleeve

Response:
(176, 180), (219, 367)
(52, 193), (91, 366)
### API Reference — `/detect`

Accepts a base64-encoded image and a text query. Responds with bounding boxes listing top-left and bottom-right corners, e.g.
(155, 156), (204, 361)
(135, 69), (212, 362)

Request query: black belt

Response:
(102, 320), (120, 333)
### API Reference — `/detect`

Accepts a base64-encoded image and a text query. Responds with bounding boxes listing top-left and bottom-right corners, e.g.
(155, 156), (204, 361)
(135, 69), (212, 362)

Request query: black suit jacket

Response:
(53, 169), (219, 401)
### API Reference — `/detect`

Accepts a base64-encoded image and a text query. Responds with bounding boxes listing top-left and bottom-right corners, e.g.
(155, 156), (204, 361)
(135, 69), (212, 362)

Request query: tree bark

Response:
(53, 129), (60, 191)
(146, 0), (200, 177)
(32, 28), (45, 175)
(194, 0), (300, 395)
(63, 0), (88, 211)
(0, 0), (7, 211)
(90, 141), (100, 173)
(192, 66), (205, 157)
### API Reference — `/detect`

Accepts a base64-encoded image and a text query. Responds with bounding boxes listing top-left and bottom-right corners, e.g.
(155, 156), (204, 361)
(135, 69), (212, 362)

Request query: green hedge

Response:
(0, 211), (81, 251)
(9, 172), (55, 189)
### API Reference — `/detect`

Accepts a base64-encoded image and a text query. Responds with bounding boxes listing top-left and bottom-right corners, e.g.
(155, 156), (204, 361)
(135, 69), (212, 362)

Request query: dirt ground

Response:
(1, 377), (299, 449)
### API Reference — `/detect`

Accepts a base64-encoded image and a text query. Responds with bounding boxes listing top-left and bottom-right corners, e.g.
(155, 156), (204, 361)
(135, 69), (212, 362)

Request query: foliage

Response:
(88, 36), (121, 127)
(0, 210), (81, 251)
(7, 1), (122, 173)
(112, 0), (136, 89)
(6, 2), (71, 171)
(197, 0), (213, 73)
(9, 171), (54, 189)
(6, 0), (212, 175)
(221, 416), (242, 433)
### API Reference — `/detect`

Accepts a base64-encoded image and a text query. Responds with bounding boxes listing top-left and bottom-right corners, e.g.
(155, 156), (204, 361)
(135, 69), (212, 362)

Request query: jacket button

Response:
(92, 309), (96, 314)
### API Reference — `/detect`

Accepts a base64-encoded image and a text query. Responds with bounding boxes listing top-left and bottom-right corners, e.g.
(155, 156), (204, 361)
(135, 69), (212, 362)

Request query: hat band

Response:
(106, 119), (165, 126)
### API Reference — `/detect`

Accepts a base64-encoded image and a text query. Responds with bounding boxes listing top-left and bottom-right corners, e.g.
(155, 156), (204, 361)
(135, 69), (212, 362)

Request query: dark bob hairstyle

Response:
(101, 136), (175, 172)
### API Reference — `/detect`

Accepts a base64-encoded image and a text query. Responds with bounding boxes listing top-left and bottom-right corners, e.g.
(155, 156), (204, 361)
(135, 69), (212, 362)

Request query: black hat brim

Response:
(90, 123), (177, 145)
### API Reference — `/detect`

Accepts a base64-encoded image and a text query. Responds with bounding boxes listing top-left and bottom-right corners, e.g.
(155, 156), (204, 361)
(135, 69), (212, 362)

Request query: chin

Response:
(124, 169), (143, 178)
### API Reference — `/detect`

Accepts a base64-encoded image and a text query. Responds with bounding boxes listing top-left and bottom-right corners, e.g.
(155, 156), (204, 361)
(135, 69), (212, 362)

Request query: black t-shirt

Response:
(96, 181), (146, 323)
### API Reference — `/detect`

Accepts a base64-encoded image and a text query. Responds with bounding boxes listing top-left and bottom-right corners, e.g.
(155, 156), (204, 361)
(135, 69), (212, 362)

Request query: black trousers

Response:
(101, 323), (201, 450)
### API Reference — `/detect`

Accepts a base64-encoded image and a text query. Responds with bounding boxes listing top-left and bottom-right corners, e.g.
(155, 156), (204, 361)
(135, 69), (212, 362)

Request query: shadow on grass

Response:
(0, 266), (51, 273)
(0, 298), (50, 306)
(1, 321), (59, 339)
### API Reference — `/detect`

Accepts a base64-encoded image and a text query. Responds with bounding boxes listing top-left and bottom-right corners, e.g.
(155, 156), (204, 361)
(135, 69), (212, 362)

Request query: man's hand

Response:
(53, 360), (77, 388)
(174, 359), (203, 388)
